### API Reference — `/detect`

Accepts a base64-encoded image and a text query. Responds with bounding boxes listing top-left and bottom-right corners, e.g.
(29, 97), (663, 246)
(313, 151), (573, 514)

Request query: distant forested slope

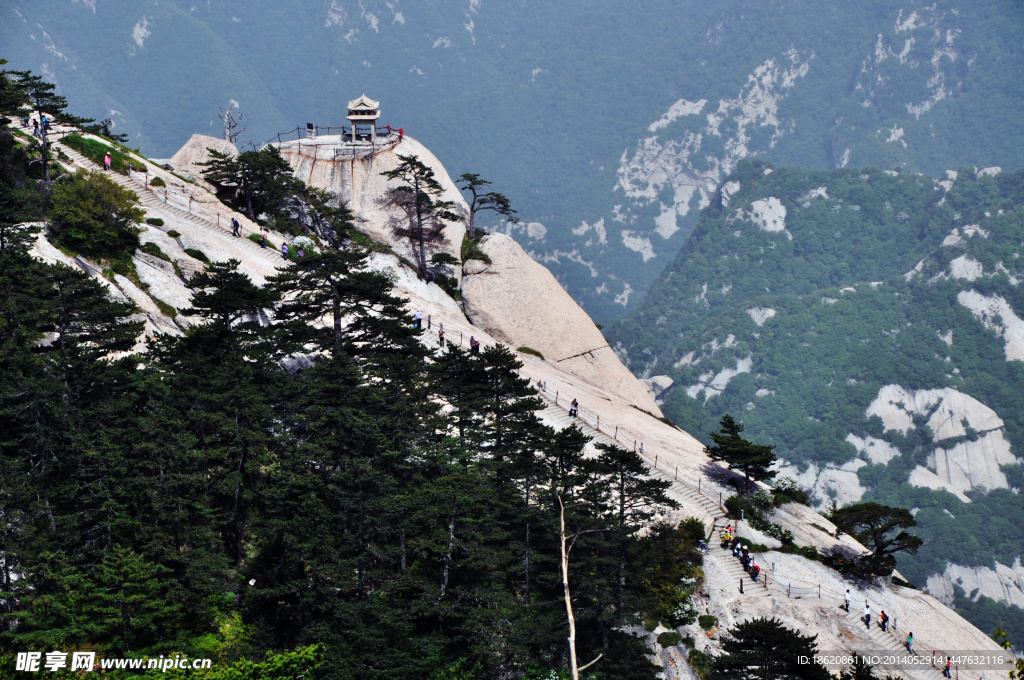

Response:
(608, 161), (1024, 645)
(2, 0), (1022, 321)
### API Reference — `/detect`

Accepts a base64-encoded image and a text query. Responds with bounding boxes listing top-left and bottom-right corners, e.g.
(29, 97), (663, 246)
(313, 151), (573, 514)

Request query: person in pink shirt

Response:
(104, 153), (112, 171)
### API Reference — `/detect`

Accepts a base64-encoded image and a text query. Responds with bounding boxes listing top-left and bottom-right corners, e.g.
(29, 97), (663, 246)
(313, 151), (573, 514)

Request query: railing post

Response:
(674, 466), (678, 481)
(596, 415), (599, 430)
(654, 454), (657, 468)
(740, 578), (744, 594)
(698, 478), (701, 493)
(818, 584), (821, 599)
(788, 583), (791, 598)
(614, 425), (618, 440)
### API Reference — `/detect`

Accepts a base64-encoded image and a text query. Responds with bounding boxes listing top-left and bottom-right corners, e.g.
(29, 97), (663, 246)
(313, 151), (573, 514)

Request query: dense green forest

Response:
(0, 73), (708, 679)
(608, 160), (1024, 646)
(2, 0), (1021, 321)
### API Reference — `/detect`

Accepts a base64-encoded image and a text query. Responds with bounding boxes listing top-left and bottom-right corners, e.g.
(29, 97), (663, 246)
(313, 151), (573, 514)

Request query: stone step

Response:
(55, 141), (282, 266)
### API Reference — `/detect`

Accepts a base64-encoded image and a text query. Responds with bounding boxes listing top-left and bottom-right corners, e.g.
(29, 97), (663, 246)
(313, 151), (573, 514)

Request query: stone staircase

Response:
(53, 140), (283, 267)
(539, 400), (772, 600)
(707, 517), (772, 599)
(842, 608), (948, 680)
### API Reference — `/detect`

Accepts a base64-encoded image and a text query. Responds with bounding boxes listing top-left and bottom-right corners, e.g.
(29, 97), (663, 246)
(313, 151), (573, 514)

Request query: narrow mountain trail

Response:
(52, 136), (283, 267)
(539, 394), (981, 680)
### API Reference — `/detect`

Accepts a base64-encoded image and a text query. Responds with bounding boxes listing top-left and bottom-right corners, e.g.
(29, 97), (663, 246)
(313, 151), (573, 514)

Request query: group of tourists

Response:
(25, 115), (50, 138)
(720, 524), (761, 582)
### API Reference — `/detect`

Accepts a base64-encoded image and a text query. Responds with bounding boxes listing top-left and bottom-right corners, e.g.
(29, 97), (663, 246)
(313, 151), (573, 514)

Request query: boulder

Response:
(169, 134), (238, 182)
(461, 233), (662, 414)
(642, 375), (674, 402)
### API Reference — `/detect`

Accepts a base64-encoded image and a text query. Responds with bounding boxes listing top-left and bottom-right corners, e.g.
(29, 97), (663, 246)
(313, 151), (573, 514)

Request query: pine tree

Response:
(380, 154), (463, 278)
(199, 147), (298, 224)
(595, 443), (678, 616)
(828, 502), (923, 577)
(185, 258), (279, 336)
(456, 172), (518, 238)
(839, 655), (876, 680)
(11, 71), (72, 183)
(704, 414), (777, 494)
(710, 617), (831, 680)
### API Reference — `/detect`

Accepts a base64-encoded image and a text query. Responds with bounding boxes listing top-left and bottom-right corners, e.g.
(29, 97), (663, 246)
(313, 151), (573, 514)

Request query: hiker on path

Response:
(906, 632), (914, 654)
(104, 153), (112, 171)
(260, 233), (267, 248)
(438, 329), (445, 348)
(844, 590), (851, 612)
(297, 248), (304, 258)
(880, 610), (888, 632)
(282, 243), (289, 259)
(414, 311), (423, 330)
(698, 539), (709, 555)
(427, 314), (431, 329)
(32, 119), (39, 137)
(470, 336), (480, 355)
(943, 657), (951, 678)
(22, 114), (29, 128)
(863, 602), (871, 629)
(231, 218), (240, 236)
(569, 398), (578, 417)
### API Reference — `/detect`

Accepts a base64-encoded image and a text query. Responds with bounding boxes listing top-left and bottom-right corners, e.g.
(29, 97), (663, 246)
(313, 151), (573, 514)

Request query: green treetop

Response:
(704, 414), (777, 494)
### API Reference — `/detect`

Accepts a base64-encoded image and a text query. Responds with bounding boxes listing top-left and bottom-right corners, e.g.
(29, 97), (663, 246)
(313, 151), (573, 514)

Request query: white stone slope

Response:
(274, 133), (662, 414)
(30, 127), (288, 351)
(168, 133), (238, 189)
(461, 233), (662, 413)
(927, 559), (1024, 611)
(29, 126), (1010, 673)
(866, 385), (1020, 497)
(274, 134), (466, 270)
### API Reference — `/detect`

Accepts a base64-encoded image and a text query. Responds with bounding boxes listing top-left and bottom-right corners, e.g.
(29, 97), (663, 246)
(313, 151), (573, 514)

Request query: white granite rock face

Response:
(275, 135), (466, 271)
(642, 375), (674, 402)
(845, 434), (901, 465)
(866, 385), (1020, 496)
(957, 290), (1024, 361)
(169, 134), (238, 183)
(747, 307), (776, 326)
(461, 233), (662, 414)
(927, 558), (1024, 610)
(776, 459), (868, 509)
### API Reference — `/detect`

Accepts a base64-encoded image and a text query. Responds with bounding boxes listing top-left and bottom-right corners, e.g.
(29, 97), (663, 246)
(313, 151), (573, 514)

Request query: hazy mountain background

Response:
(4, 0), (1024, 648)
(608, 162), (1024, 646)
(2, 0), (1022, 322)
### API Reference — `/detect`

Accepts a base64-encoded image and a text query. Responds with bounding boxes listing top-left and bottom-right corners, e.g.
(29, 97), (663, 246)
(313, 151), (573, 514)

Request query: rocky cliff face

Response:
(275, 135), (467, 268)
(866, 385), (1019, 497)
(30, 126), (1014, 673)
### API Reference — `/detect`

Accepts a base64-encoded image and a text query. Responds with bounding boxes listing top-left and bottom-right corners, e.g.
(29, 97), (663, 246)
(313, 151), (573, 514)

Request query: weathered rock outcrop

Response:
(927, 558), (1024, 610)
(461, 233), (662, 415)
(775, 459), (868, 509)
(169, 134), (238, 183)
(866, 384), (1020, 496)
(275, 135), (466, 268)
